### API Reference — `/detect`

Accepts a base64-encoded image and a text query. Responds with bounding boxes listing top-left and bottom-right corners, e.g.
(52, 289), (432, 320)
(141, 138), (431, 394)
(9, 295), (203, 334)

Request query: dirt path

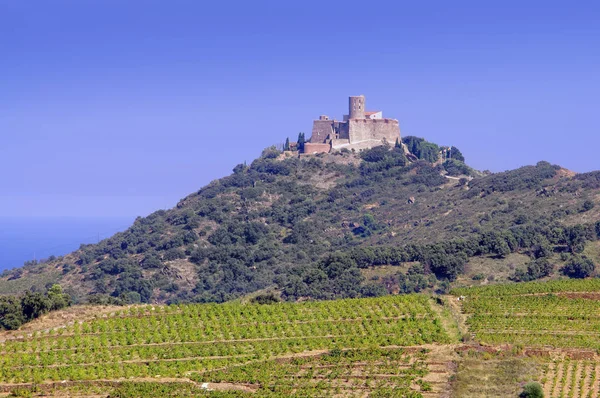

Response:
(592, 365), (600, 398)
(421, 344), (458, 398)
(543, 361), (556, 397)
(442, 295), (469, 339)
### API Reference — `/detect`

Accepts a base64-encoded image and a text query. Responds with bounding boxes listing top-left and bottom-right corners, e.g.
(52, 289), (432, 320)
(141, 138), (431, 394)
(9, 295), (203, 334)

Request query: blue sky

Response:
(1, 1), (599, 218)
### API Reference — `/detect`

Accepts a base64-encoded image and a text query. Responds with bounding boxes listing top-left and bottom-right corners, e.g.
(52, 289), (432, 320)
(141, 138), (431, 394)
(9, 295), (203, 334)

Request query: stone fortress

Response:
(304, 95), (401, 154)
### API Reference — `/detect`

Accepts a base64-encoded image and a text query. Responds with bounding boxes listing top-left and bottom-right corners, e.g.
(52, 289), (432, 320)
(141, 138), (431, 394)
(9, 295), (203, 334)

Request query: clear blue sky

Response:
(2, 1), (599, 218)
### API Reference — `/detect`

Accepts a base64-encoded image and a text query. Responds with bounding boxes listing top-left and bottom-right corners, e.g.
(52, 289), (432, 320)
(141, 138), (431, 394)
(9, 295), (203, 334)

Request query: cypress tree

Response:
(284, 137), (290, 151)
(297, 132), (305, 152)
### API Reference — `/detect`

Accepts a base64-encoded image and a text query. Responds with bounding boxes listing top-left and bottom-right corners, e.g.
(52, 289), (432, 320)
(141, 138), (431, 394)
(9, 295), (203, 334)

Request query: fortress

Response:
(304, 95), (401, 154)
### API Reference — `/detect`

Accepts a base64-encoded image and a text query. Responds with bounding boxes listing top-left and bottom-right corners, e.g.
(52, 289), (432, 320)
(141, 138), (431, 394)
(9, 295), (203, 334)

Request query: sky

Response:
(1, 0), (599, 218)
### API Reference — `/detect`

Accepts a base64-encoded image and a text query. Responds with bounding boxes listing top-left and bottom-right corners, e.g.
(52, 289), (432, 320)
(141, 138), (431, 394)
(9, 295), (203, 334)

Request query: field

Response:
(5, 279), (600, 397)
(0, 295), (455, 397)
(453, 278), (600, 397)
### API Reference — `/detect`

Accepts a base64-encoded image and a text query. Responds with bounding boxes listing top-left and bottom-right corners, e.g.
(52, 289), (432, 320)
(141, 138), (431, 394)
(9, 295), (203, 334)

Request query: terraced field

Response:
(453, 279), (600, 397)
(454, 279), (600, 350)
(0, 295), (455, 397)
(6, 279), (600, 397)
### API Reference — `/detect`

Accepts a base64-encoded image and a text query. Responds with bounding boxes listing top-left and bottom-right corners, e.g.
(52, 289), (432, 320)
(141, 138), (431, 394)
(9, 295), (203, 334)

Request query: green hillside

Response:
(2, 138), (600, 305)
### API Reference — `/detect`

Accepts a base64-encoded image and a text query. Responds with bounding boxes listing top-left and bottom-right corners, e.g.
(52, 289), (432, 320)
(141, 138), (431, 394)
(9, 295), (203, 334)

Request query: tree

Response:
(46, 284), (71, 311)
(297, 132), (305, 152)
(449, 146), (465, 162)
(561, 255), (595, 278)
(520, 382), (544, 398)
(360, 283), (388, 297)
(284, 137), (290, 151)
(492, 238), (511, 258)
(581, 199), (595, 213)
(531, 235), (552, 259)
(512, 259), (553, 282)
(0, 296), (25, 330)
(21, 291), (50, 320)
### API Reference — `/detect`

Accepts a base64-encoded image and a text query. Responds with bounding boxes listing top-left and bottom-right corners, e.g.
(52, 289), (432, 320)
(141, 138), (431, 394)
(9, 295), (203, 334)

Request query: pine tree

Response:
(284, 137), (290, 151)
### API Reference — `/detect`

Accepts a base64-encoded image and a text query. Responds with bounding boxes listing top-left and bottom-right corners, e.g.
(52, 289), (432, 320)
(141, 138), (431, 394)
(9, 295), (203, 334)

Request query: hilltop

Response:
(1, 136), (600, 305)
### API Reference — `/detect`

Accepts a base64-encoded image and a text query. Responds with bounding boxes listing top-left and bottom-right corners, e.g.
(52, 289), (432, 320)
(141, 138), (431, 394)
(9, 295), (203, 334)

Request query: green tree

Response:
(0, 296), (25, 330)
(284, 137), (290, 151)
(449, 146), (465, 162)
(561, 255), (595, 278)
(297, 132), (305, 152)
(21, 292), (50, 320)
(46, 284), (71, 311)
(520, 382), (544, 398)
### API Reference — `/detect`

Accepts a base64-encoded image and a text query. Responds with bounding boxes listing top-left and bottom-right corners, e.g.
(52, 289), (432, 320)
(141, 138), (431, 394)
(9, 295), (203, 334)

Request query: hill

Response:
(1, 137), (600, 305)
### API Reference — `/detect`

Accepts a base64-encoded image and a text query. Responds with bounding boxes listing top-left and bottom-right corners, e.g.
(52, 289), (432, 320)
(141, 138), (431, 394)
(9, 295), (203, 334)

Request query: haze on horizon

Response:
(1, 1), (599, 218)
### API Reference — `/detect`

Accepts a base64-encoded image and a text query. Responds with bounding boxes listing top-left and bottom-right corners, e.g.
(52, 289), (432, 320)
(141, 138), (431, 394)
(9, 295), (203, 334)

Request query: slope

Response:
(1, 141), (600, 304)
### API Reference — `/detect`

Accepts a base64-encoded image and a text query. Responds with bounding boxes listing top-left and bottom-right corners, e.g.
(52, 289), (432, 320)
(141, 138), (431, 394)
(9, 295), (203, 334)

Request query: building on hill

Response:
(303, 95), (401, 154)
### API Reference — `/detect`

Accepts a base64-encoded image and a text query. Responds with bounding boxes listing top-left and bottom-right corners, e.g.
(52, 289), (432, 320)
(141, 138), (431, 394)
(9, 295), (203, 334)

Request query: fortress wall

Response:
(337, 122), (350, 139)
(331, 138), (350, 149)
(303, 142), (331, 154)
(310, 120), (334, 143)
(332, 139), (388, 152)
(348, 119), (400, 144)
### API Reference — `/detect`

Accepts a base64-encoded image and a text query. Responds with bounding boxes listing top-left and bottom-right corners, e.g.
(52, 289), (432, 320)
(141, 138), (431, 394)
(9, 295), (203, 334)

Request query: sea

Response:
(0, 217), (134, 272)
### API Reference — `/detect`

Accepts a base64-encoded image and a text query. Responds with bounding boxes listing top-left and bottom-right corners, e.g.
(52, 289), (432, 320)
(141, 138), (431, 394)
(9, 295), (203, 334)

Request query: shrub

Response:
(561, 255), (595, 278)
(581, 199), (595, 213)
(251, 293), (280, 304)
(443, 159), (471, 176)
(519, 382), (544, 398)
(512, 259), (554, 282)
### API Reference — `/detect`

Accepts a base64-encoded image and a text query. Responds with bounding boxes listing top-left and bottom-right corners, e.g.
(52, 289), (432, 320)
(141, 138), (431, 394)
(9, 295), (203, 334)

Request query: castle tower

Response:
(348, 95), (365, 119)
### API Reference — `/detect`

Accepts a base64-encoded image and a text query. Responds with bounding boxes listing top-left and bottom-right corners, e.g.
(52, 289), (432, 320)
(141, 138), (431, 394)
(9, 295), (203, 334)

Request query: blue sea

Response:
(0, 217), (134, 271)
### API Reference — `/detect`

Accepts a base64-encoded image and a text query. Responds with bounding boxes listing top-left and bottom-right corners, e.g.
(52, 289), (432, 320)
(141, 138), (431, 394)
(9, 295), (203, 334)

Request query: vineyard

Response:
(453, 278), (600, 397)
(542, 357), (600, 398)
(455, 279), (600, 350)
(0, 295), (454, 397)
(8, 279), (600, 397)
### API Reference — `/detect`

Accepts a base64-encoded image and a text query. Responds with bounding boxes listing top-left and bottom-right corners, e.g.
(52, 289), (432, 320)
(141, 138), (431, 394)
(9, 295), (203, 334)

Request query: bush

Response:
(581, 199), (595, 213)
(402, 136), (440, 162)
(360, 283), (388, 297)
(443, 159), (471, 177)
(520, 382), (544, 398)
(512, 259), (554, 282)
(0, 285), (71, 330)
(469, 161), (559, 194)
(561, 255), (595, 278)
(251, 293), (280, 304)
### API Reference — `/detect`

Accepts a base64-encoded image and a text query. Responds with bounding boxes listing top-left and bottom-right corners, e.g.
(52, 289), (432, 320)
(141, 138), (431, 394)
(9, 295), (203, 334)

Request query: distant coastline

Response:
(0, 216), (133, 271)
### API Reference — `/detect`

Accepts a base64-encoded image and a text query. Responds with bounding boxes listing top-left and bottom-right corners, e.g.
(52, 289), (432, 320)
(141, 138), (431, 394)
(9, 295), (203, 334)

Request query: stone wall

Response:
(337, 121), (350, 140)
(303, 142), (331, 154)
(310, 120), (334, 143)
(347, 118), (400, 144)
